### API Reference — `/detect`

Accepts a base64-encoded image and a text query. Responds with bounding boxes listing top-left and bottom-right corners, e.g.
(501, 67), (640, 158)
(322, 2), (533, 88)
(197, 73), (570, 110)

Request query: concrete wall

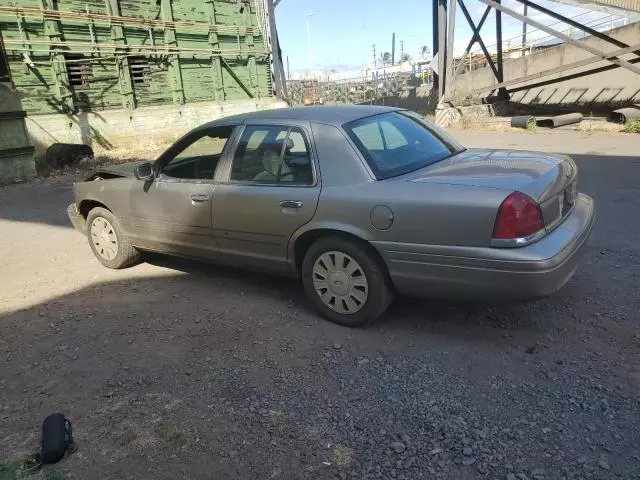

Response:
(0, 83), (36, 182)
(24, 98), (287, 166)
(453, 22), (640, 109)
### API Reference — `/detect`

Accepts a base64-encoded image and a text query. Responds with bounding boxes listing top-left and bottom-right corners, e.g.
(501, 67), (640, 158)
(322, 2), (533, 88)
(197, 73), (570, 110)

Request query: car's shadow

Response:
(143, 252), (559, 336)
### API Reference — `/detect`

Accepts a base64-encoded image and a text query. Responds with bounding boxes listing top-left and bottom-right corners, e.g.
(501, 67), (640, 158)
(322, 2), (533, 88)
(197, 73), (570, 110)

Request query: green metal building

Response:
(0, 0), (282, 181)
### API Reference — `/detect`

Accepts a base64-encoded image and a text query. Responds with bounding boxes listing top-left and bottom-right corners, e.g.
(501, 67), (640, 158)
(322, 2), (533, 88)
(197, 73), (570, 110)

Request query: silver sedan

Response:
(67, 105), (595, 327)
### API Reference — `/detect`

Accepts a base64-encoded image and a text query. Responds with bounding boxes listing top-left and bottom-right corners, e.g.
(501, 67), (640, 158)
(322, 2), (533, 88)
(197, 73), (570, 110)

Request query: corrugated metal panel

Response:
(0, 0), (274, 115)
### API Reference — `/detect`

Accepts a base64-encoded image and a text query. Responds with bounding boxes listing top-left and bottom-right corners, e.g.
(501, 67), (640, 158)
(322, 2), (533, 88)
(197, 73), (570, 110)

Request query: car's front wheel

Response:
(302, 236), (394, 327)
(86, 207), (141, 269)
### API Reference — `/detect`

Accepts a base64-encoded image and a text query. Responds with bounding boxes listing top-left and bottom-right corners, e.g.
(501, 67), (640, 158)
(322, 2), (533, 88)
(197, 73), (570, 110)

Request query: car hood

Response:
(392, 148), (575, 202)
(94, 160), (147, 178)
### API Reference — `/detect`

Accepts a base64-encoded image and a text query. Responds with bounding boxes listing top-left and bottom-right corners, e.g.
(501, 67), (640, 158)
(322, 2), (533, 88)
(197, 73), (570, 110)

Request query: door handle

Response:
(280, 200), (303, 209)
(190, 194), (211, 203)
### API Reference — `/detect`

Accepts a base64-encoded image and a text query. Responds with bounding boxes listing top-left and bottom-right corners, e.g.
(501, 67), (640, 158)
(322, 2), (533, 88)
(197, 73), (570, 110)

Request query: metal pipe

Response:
(537, 113), (583, 128)
(609, 108), (640, 123)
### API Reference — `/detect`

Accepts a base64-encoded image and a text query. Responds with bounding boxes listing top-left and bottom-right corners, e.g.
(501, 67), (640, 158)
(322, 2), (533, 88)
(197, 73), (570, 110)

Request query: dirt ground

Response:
(0, 130), (639, 480)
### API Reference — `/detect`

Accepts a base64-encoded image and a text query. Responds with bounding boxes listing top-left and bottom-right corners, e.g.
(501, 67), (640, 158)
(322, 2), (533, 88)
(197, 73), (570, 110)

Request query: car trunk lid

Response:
(392, 148), (578, 234)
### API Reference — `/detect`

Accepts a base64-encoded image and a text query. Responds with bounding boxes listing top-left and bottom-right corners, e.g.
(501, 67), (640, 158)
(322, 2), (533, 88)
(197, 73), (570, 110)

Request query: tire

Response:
(86, 207), (141, 269)
(301, 236), (394, 327)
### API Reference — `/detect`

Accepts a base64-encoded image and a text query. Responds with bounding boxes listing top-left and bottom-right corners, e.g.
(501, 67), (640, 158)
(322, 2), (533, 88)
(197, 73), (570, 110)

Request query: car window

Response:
(230, 126), (313, 185)
(162, 126), (233, 180)
(345, 112), (462, 179)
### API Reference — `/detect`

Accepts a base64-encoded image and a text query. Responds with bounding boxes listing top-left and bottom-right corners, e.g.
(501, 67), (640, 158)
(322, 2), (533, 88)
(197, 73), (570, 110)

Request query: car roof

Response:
(202, 104), (404, 128)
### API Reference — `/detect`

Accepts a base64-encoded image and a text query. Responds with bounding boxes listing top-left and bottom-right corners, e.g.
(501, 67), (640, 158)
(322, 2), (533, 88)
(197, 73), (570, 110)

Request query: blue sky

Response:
(274, 0), (629, 74)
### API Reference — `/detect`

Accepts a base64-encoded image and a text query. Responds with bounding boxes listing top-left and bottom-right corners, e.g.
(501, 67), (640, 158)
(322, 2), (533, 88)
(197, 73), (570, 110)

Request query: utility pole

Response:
(305, 12), (314, 69)
(287, 55), (290, 80)
(392, 33), (396, 66)
(372, 44), (377, 68)
(521, 3), (528, 56)
(401, 40), (404, 61)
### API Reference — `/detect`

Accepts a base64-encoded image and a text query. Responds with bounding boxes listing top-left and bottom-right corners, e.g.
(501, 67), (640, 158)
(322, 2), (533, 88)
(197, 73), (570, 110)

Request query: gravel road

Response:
(0, 130), (638, 480)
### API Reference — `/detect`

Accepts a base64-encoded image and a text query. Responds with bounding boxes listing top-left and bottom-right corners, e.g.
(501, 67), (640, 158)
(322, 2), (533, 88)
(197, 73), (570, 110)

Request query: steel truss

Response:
(431, 0), (640, 101)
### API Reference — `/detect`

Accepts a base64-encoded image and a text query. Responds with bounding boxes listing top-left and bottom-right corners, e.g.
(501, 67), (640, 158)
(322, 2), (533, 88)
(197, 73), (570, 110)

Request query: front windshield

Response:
(344, 111), (464, 179)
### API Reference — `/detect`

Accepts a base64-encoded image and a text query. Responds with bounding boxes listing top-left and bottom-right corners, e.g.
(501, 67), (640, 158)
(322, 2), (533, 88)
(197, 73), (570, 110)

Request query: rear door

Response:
(212, 121), (321, 273)
(127, 125), (235, 258)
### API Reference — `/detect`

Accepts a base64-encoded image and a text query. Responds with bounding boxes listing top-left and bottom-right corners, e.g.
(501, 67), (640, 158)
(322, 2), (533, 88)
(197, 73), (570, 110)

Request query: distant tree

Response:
(401, 53), (412, 63)
(378, 52), (392, 66)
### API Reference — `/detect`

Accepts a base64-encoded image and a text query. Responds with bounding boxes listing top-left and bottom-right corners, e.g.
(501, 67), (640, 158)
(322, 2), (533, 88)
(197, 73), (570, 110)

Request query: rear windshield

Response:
(344, 112), (464, 179)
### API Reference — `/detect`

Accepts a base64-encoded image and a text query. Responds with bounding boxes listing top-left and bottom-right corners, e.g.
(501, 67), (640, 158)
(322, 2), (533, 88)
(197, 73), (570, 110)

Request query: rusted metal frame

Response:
(205, 0), (225, 101)
(507, 56), (640, 93)
(160, 0), (184, 104)
(457, 0), (500, 81)
(474, 42), (640, 93)
(221, 58), (254, 98)
(453, 4), (491, 79)
(106, 0), (136, 110)
(41, 0), (74, 113)
(513, 0), (640, 58)
(476, 0), (640, 77)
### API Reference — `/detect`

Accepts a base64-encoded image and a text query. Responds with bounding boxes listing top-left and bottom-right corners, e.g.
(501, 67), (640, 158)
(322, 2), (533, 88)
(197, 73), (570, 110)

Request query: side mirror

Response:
(135, 162), (154, 181)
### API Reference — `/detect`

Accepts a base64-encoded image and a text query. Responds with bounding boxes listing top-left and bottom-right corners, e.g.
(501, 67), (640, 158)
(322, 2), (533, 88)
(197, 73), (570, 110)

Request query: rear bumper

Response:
(373, 193), (595, 300)
(67, 203), (86, 234)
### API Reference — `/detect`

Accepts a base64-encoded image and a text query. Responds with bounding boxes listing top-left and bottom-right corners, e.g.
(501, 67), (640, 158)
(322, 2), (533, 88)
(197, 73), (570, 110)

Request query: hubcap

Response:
(312, 251), (369, 314)
(91, 217), (118, 261)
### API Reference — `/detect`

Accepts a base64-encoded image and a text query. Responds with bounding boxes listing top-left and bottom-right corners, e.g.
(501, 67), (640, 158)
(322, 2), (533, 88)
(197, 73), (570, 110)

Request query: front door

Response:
(128, 125), (235, 258)
(213, 122), (320, 273)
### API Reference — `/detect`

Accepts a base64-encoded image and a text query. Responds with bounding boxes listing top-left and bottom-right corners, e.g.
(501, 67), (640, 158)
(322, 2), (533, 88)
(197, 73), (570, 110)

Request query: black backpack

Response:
(40, 414), (74, 464)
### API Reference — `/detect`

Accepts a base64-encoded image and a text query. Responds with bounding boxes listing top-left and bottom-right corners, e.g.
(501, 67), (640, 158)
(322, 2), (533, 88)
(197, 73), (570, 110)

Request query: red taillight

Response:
(493, 191), (544, 239)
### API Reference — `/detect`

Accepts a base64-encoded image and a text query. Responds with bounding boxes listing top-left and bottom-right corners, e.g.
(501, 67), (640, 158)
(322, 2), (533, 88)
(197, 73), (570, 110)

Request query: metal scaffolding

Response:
(432, 0), (640, 102)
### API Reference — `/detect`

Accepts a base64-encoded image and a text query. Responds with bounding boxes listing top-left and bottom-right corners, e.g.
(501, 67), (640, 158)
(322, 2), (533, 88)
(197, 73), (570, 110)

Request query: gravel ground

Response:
(0, 130), (639, 480)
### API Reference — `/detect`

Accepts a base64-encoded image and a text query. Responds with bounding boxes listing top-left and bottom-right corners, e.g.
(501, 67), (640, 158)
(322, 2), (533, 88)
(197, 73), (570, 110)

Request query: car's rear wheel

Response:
(302, 236), (393, 327)
(86, 207), (140, 269)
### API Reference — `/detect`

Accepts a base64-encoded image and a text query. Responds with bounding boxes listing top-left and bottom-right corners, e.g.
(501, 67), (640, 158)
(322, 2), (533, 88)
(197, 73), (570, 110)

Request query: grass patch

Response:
(119, 426), (138, 448)
(623, 120), (640, 133)
(0, 461), (67, 480)
(0, 461), (22, 480)
(154, 423), (186, 450)
(332, 445), (354, 468)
